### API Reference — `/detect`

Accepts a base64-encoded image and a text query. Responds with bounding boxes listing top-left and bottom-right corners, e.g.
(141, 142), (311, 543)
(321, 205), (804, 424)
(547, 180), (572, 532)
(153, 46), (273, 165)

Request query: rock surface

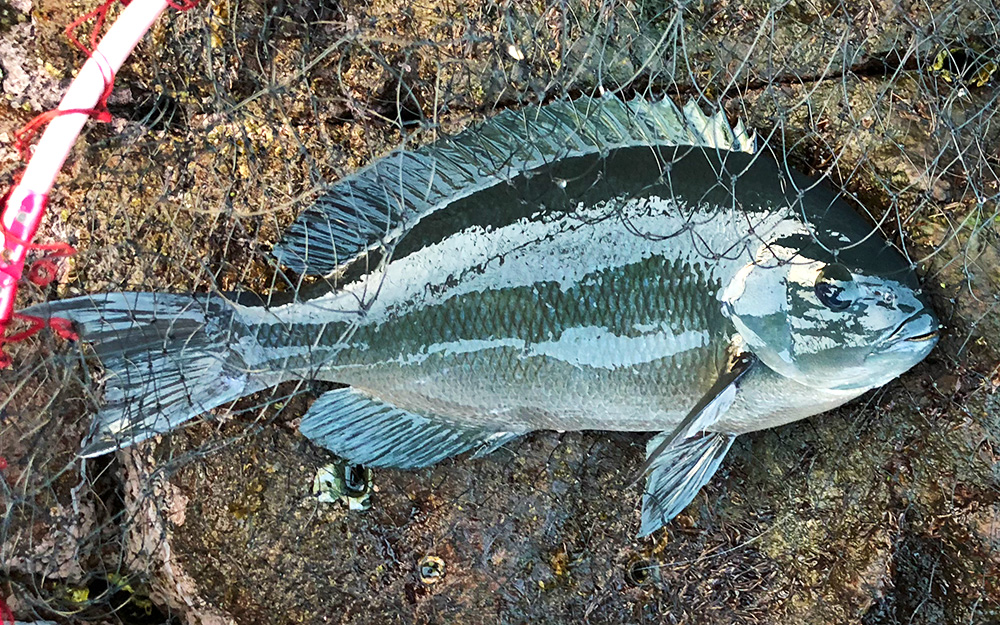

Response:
(1, 0), (998, 623)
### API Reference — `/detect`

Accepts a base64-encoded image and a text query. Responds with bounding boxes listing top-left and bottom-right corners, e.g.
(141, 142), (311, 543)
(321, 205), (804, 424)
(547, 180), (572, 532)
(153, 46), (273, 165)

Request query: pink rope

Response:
(0, 0), (186, 367)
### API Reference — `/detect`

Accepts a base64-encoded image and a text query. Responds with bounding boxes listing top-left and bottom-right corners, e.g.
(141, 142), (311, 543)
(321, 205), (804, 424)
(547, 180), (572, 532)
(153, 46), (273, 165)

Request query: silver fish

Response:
(31, 96), (939, 536)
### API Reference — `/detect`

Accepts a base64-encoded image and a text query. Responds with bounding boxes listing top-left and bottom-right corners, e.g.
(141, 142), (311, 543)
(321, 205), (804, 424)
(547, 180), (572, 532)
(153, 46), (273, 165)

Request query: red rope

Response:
(10, 0), (127, 162)
(66, 0), (118, 56)
(3, 313), (79, 343)
(14, 107), (114, 162)
(0, 0), (126, 367)
(0, 594), (13, 625)
(0, 187), (82, 367)
(0, 0), (202, 368)
(166, 0), (200, 9)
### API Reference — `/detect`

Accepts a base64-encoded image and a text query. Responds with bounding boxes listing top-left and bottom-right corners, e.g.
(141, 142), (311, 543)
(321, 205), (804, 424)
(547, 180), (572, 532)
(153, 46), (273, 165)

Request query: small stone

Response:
(507, 44), (525, 61)
(934, 374), (961, 395)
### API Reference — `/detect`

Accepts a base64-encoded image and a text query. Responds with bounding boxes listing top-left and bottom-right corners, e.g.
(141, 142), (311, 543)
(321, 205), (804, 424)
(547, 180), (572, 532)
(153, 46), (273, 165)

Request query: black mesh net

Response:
(1, 0), (998, 623)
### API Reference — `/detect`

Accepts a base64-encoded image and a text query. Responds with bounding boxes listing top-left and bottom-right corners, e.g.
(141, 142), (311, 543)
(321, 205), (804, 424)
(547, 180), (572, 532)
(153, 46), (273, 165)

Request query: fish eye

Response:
(814, 263), (857, 312)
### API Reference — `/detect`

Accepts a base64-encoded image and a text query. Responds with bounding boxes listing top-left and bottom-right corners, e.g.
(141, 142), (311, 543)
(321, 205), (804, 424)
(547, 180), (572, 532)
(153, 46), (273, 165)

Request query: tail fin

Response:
(28, 292), (268, 457)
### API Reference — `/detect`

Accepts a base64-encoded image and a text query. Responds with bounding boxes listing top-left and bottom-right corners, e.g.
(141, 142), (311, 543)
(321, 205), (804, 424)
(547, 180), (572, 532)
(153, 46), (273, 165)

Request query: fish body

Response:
(32, 97), (939, 535)
(247, 147), (869, 434)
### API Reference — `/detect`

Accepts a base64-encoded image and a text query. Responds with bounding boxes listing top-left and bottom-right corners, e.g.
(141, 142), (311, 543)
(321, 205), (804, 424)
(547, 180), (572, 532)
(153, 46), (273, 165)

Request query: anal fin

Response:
(299, 387), (521, 469)
(639, 431), (737, 537)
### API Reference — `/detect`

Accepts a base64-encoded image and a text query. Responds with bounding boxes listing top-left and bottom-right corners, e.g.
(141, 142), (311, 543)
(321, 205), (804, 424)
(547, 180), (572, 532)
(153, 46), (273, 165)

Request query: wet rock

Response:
(0, 4), (68, 111)
(119, 444), (235, 625)
(0, 0), (999, 623)
(0, 358), (104, 620)
(120, 421), (789, 624)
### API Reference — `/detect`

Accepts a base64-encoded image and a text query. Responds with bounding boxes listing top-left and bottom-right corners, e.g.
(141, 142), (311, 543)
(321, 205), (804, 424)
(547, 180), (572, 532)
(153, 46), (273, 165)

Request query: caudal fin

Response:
(27, 292), (268, 457)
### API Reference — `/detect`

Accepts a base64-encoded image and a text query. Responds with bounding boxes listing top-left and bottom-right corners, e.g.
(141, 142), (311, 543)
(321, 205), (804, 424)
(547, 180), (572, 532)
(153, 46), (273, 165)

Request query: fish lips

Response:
(878, 310), (941, 354)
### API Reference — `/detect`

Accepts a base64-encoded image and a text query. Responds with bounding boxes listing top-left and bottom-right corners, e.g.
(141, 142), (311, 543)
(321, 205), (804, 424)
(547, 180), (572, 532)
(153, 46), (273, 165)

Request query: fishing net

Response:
(1, 0), (998, 623)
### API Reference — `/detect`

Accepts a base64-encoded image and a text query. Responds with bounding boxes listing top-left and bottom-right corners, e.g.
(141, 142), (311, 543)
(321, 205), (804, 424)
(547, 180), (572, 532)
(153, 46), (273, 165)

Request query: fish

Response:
(28, 95), (940, 536)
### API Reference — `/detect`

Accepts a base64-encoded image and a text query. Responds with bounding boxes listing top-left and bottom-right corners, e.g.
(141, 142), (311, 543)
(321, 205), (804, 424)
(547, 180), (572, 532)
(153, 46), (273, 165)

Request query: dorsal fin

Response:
(273, 95), (756, 276)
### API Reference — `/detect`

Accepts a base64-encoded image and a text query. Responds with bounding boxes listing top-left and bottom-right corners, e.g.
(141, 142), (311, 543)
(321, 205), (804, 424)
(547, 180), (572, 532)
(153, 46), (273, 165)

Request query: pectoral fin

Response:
(636, 345), (757, 536)
(639, 431), (737, 536)
(637, 348), (757, 478)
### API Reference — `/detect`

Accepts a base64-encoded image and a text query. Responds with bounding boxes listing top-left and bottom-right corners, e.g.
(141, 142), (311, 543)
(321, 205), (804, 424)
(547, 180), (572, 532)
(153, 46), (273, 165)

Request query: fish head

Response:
(721, 234), (939, 392)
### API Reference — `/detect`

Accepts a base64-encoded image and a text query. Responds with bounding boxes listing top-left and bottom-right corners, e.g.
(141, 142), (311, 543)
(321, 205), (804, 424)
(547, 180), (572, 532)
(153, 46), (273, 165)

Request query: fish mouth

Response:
(883, 311), (941, 349)
(905, 329), (940, 342)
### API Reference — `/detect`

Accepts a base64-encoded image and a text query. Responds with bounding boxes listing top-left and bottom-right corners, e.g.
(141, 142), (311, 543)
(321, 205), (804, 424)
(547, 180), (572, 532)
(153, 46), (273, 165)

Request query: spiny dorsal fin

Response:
(273, 95), (756, 276)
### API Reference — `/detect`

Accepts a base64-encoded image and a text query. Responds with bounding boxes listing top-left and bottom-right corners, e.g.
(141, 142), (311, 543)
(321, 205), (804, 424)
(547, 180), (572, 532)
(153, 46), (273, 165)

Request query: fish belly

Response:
(331, 342), (727, 431)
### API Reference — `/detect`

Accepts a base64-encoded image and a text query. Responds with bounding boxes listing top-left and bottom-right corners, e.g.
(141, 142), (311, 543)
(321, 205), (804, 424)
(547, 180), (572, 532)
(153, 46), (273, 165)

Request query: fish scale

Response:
(270, 242), (733, 431)
(28, 95), (938, 536)
(316, 255), (724, 365)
